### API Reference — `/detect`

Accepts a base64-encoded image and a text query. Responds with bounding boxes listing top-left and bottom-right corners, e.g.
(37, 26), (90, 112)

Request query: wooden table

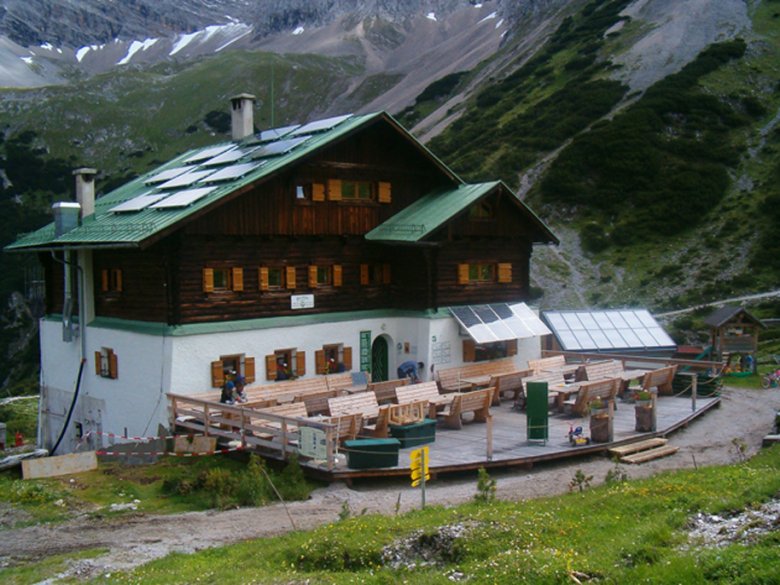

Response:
(461, 375), (492, 388)
(549, 383), (581, 411)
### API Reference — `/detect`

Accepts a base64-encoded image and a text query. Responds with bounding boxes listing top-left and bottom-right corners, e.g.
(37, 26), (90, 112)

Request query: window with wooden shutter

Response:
(202, 268), (215, 292)
(312, 183), (325, 201)
(308, 265), (318, 288)
(383, 264), (391, 285)
(295, 351), (306, 376)
(113, 269), (123, 292)
(265, 354), (277, 381)
(333, 264), (342, 287)
(497, 263), (512, 283)
(108, 351), (118, 379)
(360, 264), (369, 285)
(378, 181), (392, 203)
(96, 348), (118, 379)
(457, 264), (469, 285)
(259, 267), (269, 291)
(327, 179), (342, 201)
(232, 267), (244, 291)
(463, 339), (476, 362)
(343, 346), (353, 370)
(315, 349), (326, 374)
(100, 268), (123, 293)
(101, 269), (109, 292)
(95, 351), (102, 376)
(211, 360), (225, 387)
(286, 266), (297, 289)
(244, 356), (256, 383)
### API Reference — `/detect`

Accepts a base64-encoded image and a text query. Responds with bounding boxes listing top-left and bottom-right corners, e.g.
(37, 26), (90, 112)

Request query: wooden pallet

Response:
(621, 445), (679, 464)
(608, 438), (668, 458)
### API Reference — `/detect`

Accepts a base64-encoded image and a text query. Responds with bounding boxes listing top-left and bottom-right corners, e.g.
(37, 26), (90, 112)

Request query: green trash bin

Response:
(526, 381), (549, 444)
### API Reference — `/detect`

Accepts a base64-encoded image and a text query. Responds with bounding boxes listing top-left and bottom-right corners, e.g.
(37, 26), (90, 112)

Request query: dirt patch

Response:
(0, 386), (778, 581)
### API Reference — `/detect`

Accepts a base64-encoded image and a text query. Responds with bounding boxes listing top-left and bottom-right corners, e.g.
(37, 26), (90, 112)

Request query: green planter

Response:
(389, 419), (436, 448)
(343, 438), (400, 469)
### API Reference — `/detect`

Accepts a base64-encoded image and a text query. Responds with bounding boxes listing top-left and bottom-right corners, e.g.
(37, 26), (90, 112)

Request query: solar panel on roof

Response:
(202, 162), (263, 183)
(109, 192), (168, 213)
(290, 114), (351, 136)
(450, 306), (480, 328)
(145, 167), (190, 185)
(543, 309), (676, 351)
(149, 186), (217, 209)
(182, 144), (236, 164)
(257, 124), (300, 142)
(202, 146), (259, 167)
(252, 136), (310, 159)
(450, 303), (549, 344)
(158, 169), (215, 190)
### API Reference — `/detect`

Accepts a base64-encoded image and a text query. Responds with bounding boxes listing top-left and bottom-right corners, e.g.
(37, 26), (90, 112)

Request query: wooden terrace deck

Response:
(319, 394), (720, 482)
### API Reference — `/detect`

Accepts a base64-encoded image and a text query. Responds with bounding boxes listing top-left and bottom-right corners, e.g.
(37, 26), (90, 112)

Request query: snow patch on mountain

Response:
(170, 22), (250, 56)
(118, 38), (159, 65)
(426, 12), (437, 21)
(292, 27), (305, 35)
(479, 12), (497, 23)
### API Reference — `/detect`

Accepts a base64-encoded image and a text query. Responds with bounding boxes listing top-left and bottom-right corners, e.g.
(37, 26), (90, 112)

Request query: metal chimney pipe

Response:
(230, 93), (256, 141)
(73, 168), (97, 219)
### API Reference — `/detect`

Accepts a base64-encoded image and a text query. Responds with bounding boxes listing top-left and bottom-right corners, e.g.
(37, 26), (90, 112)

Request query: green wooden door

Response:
(371, 336), (389, 382)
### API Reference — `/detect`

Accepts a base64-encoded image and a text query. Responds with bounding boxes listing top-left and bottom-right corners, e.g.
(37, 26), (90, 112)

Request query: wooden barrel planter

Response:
(589, 402), (613, 443)
(634, 400), (655, 432)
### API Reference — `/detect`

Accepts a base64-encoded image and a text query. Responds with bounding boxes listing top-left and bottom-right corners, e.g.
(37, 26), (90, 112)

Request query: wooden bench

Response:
(488, 369), (533, 406)
(293, 389), (340, 416)
(582, 360), (624, 381)
(368, 378), (408, 405)
(327, 392), (380, 421)
(256, 402), (308, 418)
(562, 378), (620, 417)
(436, 387), (494, 430)
(521, 371), (567, 409)
(529, 355), (581, 380)
(629, 365), (678, 396)
(364, 401), (427, 439)
(396, 382), (453, 419)
(435, 358), (517, 393)
(322, 413), (363, 442)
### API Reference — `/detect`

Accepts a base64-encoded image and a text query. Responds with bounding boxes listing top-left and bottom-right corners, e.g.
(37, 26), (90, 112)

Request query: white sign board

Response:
(291, 294), (315, 310)
(298, 427), (327, 459)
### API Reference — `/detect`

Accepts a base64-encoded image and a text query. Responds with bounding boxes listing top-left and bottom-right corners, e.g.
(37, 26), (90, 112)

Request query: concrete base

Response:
(22, 451), (97, 479)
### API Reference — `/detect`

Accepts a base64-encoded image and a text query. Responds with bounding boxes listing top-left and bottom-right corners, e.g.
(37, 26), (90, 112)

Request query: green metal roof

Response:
(7, 111), (462, 252)
(365, 181), (558, 244)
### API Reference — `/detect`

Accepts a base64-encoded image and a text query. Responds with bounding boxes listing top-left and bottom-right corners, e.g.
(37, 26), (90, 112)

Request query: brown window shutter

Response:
(378, 181), (392, 203)
(333, 264), (342, 287)
(327, 179), (342, 201)
(286, 266), (297, 289)
(308, 265), (318, 288)
(108, 350), (118, 379)
(312, 183), (325, 202)
(244, 357), (256, 383)
(343, 346), (353, 370)
(211, 360), (224, 387)
(315, 349), (326, 374)
(296, 351), (306, 376)
(457, 264), (469, 285)
(114, 269), (123, 292)
(360, 264), (369, 285)
(203, 268), (215, 293)
(232, 267), (244, 291)
(383, 264), (391, 285)
(259, 267), (269, 291)
(265, 354), (277, 381)
(506, 339), (518, 356)
(463, 339), (476, 362)
(95, 351), (102, 375)
(101, 269), (109, 292)
(497, 263), (512, 283)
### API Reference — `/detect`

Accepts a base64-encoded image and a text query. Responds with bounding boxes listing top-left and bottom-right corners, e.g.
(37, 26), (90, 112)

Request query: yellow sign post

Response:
(410, 446), (430, 508)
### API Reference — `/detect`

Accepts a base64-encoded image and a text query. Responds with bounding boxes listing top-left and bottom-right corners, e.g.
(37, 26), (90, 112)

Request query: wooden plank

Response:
(608, 438), (668, 457)
(621, 445), (679, 464)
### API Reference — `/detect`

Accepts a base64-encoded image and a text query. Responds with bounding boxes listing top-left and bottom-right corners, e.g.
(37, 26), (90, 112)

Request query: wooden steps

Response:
(608, 438), (679, 464)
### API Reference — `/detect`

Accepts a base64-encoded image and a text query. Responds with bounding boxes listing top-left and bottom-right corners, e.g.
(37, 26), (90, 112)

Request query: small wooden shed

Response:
(704, 306), (765, 374)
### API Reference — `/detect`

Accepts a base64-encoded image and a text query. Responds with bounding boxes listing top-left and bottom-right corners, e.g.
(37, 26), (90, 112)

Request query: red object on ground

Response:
(14, 431), (24, 447)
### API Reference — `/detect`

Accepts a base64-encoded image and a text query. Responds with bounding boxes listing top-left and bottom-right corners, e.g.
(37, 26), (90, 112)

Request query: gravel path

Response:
(1, 386), (778, 581)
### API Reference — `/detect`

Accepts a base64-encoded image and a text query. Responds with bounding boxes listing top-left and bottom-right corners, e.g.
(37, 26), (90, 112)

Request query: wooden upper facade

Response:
(26, 111), (557, 325)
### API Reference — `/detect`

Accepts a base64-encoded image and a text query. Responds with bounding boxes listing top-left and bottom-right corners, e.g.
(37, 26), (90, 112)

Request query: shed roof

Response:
(703, 306), (765, 329)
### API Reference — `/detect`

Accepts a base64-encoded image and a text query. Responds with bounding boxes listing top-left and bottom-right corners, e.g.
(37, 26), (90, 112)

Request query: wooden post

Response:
(326, 426), (335, 471)
(486, 415), (493, 461)
(691, 373), (697, 412)
(203, 403), (210, 437)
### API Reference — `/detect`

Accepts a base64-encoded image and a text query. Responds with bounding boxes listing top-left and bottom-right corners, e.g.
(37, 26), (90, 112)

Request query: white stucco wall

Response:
(39, 312), (546, 453)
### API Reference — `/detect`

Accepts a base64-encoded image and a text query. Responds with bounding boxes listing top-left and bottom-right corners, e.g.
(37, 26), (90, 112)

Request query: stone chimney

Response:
(230, 93), (256, 141)
(73, 168), (97, 219)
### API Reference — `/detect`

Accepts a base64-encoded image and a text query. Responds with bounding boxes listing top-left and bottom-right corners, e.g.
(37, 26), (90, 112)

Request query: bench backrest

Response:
(323, 413), (363, 442)
(369, 378), (408, 404)
(328, 392), (379, 418)
(435, 358), (517, 391)
(395, 381), (440, 404)
(523, 371), (565, 388)
(583, 360), (624, 381)
(491, 369), (532, 392)
(528, 355), (566, 374)
(451, 387), (494, 414)
(569, 378), (619, 417)
(256, 402), (308, 418)
(293, 389), (340, 416)
(642, 365), (678, 393)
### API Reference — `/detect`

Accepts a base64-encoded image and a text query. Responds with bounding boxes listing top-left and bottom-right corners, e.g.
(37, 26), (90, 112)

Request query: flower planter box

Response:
(590, 410), (613, 443)
(635, 402), (656, 432)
